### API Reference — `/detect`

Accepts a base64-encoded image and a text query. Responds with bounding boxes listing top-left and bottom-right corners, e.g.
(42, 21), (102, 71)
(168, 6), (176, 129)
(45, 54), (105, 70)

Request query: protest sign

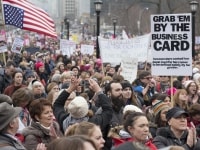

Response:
(11, 37), (24, 54)
(25, 47), (40, 54)
(120, 56), (138, 83)
(81, 44), (94, 55)
(151, 14), (192, 76)
(98, 34), (150, 63)
(60, 39), (76, 56)
(0, 45), (7, 53)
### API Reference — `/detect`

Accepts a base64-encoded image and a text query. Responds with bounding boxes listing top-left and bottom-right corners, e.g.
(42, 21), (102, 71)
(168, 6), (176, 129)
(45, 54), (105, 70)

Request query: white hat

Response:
(193, 67), (199, 74)
(184, 80), (195, 89)
(68, 96), (89, 118)
(193, 73), (200, 82)
(123, 105), (142, 114)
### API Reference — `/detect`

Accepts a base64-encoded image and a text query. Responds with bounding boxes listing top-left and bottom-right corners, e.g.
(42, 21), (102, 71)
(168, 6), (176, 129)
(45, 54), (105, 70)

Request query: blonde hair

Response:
(173, 89), (189, 111)
(60, 71), (73, 82)
(65, 121), (98, 137)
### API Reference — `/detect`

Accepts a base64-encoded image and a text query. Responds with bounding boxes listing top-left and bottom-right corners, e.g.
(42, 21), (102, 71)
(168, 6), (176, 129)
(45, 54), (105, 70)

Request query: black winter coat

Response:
(153, 127), (200, 150)
(53, 90), (113, 134)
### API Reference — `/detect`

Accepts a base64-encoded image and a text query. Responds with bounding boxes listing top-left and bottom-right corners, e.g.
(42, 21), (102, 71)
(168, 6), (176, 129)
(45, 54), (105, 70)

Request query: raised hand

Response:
(36, 143), (46, 150)
(89, 78), (101, 93)
(66, 75), (81, 93)
(187, 122), (197, 147)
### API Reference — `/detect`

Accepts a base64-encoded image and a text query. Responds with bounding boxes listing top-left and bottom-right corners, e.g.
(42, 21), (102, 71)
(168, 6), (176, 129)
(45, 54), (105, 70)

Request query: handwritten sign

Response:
(60, 39), (76, 56)
(81, 44), (94, 55)
(121, 57), (138, 83)
(99, 34), (150, 63)
(11, 37), (24, 54)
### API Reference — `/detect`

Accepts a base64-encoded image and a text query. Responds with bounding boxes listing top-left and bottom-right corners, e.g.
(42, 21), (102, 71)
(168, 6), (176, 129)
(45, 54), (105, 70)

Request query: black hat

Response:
(121, 81), (132, 90)
(166, 107), (189, 121)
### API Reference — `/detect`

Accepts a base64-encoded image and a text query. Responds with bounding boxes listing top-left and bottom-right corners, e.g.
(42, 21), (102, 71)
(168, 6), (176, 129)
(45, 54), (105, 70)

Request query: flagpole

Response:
(0, 0), (7, 65)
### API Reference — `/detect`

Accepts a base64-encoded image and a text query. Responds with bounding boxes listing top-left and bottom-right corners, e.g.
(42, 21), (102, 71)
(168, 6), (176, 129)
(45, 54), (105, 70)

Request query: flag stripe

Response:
(3, 0), (55, 28)
(2, 0), (57, 38)
(3, 0), (55, 27)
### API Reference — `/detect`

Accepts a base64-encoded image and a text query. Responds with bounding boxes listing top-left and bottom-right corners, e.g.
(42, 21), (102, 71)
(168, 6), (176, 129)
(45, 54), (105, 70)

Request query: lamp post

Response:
(81, 22), (84, 40)
(61, 21), (64, 39)
(190, 1), (199, 59)
(137, 7), (148, 35)
(94, 0), (102, 58)
(112, 18), (117, 39)
(64, 16), (70, 40)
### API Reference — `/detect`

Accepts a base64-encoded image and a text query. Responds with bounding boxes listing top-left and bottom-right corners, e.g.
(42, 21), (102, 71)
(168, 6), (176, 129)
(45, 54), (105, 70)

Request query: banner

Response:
(99, 34), (150, 63)
(120, 57), (138, 83)
(0, 45), (7, 53)
(151, 13), (192, 76)
(11, 37), (24, 54)
(81, 44), (94, 55)
(60, 39), (76, 56)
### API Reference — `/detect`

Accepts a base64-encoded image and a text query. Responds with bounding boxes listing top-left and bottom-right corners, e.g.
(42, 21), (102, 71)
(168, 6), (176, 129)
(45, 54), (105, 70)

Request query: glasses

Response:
(189, 85), (196, 87)
(143, 77), (152, 80)
(53, 88), (60, 90)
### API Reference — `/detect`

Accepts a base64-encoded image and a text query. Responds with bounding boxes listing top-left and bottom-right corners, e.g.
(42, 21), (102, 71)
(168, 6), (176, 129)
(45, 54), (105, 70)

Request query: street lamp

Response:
(94, 0), (102, 58)
(81, 22), (84, 40)
(112, 18), (117, 39)
(61, 21), (64, 39)
(190, 1), (199, 59)
(64, 16), (70, 40)
(137, 7), (148, 35)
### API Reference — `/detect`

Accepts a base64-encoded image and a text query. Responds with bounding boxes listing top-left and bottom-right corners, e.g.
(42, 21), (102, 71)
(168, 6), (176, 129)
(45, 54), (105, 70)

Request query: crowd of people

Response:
(0, 48), (200, 150)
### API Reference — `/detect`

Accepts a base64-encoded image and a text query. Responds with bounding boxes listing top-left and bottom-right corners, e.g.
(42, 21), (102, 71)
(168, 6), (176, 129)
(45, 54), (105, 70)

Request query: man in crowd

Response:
(0, 61), (15, 93)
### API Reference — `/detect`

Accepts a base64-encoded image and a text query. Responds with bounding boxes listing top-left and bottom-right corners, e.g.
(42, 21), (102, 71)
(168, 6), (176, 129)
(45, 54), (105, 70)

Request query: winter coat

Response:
(0, 69), (12, 93)
(53, 90), (113, 134)
(22, 121), (62, 150)
(0, 133), (26, 150)
(53, 90), (112, 150)
(3, 84), (27, 97)
(153, 127), (200, 150)
(113, 140), (157, 150)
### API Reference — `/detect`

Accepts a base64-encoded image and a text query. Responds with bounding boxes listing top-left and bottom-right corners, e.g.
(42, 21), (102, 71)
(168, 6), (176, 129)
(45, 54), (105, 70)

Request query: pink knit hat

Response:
(166, 87), (177, 97)
(35, 61), (44, 71)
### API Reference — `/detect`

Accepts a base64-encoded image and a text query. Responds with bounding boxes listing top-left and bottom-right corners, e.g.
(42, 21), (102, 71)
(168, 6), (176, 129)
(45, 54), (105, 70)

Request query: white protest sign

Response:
(98, 34), (150, 63)
(0, 45), (7, 53)
(60, 39), (76, 56)
(11, 37), (24, 54)
(0, 35), (6, 41)
(121, 57), (138, 83)
(151, 13), (192, 76)
(81, 44), (94, 55)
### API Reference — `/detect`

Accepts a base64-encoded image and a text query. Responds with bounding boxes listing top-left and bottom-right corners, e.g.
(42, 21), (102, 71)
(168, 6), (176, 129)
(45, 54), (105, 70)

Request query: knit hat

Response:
(166, 107), (188, 121)
(152, 101), (170, 116)
(184, 80), (195, 89)
(121, 81), (132, 90)
(25, 70), (35, 79)
(166, 87), (177, 97)
(193, 73), (200, 82)
(68, 96), (89, 119)
(35, 61), (44, 71)
(123, 105), (142, 114)
(193, 67), (199, 74)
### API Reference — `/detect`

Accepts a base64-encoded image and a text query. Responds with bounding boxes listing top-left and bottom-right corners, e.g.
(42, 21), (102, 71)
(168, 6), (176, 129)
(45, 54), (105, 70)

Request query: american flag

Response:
(2, 0), (57, 38)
